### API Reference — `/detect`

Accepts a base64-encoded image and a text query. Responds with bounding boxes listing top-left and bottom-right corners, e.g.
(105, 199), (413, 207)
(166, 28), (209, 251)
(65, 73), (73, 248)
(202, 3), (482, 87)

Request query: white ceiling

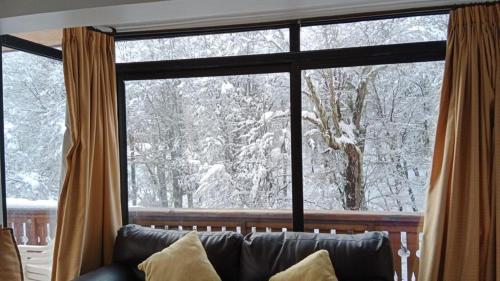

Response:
(0, 0), (483, 35)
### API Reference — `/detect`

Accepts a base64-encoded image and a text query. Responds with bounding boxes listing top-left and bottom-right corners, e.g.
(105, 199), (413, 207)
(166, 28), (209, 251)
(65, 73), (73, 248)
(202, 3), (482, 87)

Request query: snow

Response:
(221, 81), (234, 94)
(335, 135), (355, 145)
(7, 198), (57, 209)
(302, 111), (320, 124)
(199, 164), (226, 183)
(340, 121), (356, 140)
(260, 110), (289, 123)
(20, 172), (41, 188)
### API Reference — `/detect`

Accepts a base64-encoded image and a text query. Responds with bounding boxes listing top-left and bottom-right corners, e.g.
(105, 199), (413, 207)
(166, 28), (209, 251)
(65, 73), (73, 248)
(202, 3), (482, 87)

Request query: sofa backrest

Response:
(239, 231), (394, 281)
(113, 225), (244, 281)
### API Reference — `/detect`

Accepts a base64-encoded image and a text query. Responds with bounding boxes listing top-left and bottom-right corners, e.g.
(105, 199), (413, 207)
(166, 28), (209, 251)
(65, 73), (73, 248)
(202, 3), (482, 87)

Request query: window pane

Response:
(301, 15), (448, 50)
(3, 50), (65, 245)
(126, 74), (291, 218)
(302, 61), (444, 212)
(117, 29), (289, 62)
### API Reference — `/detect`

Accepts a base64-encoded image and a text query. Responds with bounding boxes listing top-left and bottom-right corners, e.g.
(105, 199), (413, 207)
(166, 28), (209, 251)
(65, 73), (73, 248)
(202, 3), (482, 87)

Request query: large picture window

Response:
(117, 13), (448, 215)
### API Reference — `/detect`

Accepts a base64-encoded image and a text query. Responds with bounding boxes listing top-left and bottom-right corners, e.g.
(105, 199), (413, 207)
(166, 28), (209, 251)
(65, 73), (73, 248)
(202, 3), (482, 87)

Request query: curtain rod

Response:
(86, 26), (116, 36)
(454, 1), (499, 8)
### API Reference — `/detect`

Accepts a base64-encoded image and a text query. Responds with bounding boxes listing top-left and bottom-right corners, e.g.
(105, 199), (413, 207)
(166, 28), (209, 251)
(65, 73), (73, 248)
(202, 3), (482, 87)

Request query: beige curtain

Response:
(419, 3), (499, 281)
(51, 27), (122, 281)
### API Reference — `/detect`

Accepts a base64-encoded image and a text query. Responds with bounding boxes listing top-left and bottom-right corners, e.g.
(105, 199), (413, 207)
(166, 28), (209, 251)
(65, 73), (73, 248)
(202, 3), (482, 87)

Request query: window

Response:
(2, 45), (65, 245)
(126, 74), (291, 211)
(116, 28), (289, 62)
(302, 62), (444, 212)
(301, 14), (448, 50)
(118, 13), (448, 222)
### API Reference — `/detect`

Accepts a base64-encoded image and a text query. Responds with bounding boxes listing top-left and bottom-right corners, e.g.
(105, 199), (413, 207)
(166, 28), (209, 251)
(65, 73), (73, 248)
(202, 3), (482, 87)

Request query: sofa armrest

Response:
(73, 264), (137, 281)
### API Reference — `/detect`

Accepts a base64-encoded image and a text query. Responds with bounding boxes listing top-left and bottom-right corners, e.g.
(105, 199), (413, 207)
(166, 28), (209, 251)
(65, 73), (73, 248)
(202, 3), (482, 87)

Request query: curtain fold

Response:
(419, 3), (499, 281)
(51, 27), (122, 281)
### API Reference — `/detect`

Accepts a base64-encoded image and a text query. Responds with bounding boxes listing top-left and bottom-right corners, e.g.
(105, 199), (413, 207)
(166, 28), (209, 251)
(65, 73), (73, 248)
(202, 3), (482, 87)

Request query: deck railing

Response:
(8, 207), (423, 281)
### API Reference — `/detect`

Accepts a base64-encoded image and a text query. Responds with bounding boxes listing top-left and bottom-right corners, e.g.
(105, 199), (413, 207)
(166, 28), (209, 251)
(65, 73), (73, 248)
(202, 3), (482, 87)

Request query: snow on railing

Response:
(8, 207), (424, 281)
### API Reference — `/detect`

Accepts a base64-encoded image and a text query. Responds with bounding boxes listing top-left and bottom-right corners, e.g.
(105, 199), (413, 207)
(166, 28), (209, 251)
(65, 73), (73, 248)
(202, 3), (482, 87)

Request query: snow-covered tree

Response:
(2, 51), (66, 200)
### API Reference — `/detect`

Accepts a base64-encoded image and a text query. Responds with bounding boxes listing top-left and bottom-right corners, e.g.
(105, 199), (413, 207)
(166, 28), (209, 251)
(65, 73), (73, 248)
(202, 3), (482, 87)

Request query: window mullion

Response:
(0, 38), (6, 226)
(290, 64), (304, 232)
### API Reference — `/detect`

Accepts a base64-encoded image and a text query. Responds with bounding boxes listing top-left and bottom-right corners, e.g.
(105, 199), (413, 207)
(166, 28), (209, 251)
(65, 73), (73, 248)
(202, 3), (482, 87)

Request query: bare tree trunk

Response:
(344, 144), (363, 210)
(130, 143), (138, 206)
(187, 192), (193, 208)
(171, 160), (182, 208)
(157, 154), (169, 208)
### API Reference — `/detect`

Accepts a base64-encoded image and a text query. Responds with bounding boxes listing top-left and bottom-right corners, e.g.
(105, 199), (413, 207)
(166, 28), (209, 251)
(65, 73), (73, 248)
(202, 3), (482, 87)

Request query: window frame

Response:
(116, 8), (449, 231)
(0, 35), (63, 226)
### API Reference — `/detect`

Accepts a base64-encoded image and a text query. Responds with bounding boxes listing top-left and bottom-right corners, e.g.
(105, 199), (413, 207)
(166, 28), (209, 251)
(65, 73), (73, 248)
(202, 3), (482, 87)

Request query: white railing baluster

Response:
(251, 227), (256, 233)
(21, 223), (29, 245)
(330, 229), (336, 235)
(11, 222), (17, 243)
(281, 228), (287, 233)
(45, 223), (51, 244)
(416, 232), (423, 259)
(207, 226), (212, 232)
(236, 226), (241, 234)
(265, 227), (271, 233)
(178, 225), (183, 231)
(221, 226), (226, 232)
(398, 232), (410, 281)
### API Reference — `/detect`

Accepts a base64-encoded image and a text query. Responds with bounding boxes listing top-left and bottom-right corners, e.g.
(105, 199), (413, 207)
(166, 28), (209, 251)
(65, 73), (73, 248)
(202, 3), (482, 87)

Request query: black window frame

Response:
(0, 6), (451, 229)
(0, 35), (63, 226)
(115, 7), (449, 231)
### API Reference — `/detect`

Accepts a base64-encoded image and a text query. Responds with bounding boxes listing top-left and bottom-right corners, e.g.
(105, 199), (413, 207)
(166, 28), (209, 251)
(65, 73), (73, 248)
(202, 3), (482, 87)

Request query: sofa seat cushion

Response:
(239, 231), (393, 281)
(113, 225), (243, 281)
(73, 264), (138, 281)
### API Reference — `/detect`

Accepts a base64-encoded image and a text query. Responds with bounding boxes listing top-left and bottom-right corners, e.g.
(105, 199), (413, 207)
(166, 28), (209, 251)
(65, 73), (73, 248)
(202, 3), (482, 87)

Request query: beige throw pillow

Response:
(269, 250), (339, 281)
(0, 228), (24, 281)
(138, 231), (221, 281)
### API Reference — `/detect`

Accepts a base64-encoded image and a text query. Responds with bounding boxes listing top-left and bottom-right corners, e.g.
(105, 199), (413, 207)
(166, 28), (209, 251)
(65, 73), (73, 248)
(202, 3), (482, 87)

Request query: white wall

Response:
(0, 0), (167, 18)
(0, 0), (482, 35)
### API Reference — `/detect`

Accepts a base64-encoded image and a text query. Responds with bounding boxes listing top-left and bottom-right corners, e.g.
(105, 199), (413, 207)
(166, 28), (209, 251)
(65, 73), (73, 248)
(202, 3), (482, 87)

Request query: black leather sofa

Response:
(75, 224), (394, 281)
